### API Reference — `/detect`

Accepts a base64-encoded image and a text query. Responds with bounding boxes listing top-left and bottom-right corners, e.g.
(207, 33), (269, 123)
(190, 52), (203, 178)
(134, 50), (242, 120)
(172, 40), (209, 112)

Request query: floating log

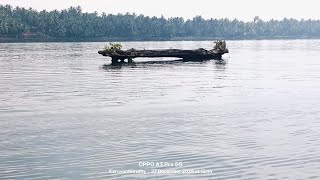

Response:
(98, 41), (229, 64)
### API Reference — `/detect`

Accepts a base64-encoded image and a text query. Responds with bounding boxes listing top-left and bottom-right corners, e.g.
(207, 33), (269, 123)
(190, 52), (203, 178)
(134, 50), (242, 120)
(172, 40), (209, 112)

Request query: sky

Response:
(1, 0), (319, 21)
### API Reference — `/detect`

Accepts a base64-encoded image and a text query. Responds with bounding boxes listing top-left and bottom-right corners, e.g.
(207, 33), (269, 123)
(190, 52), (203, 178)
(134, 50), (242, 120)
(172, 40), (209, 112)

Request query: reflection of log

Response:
(98, 48), (228, 63)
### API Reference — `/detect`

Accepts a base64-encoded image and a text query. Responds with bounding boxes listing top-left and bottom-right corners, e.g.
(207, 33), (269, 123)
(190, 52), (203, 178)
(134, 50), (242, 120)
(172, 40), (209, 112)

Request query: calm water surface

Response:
(1, 40), (320, 179)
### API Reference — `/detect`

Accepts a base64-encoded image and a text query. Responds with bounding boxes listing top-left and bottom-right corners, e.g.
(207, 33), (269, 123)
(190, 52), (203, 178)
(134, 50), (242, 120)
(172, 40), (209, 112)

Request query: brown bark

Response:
(98, 48), (228, 61)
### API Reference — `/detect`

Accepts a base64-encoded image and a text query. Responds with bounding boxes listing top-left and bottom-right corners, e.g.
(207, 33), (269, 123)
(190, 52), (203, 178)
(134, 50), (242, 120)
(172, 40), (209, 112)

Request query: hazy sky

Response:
(1, 0), (319, 21)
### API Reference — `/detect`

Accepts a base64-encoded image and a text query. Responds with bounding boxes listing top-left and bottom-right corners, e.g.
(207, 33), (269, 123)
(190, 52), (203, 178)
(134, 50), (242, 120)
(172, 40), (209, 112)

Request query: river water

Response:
(0, 40), (320, 179)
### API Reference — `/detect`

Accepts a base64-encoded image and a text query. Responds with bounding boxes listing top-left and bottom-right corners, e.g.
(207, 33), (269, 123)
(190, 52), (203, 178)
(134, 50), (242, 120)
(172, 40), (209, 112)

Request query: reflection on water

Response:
(102, 58), (228, 70)
(1, 40), (320, 179)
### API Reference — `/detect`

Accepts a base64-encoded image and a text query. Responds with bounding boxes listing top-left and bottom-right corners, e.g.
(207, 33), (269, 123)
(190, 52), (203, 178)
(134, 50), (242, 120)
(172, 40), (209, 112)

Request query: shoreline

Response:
(1, 36), (320, 43)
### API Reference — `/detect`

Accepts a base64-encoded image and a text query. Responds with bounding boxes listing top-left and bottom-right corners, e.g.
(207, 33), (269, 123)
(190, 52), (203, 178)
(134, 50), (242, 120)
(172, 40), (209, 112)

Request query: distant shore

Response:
(2, 5), (320, 43)
(1, 36), (319, 43)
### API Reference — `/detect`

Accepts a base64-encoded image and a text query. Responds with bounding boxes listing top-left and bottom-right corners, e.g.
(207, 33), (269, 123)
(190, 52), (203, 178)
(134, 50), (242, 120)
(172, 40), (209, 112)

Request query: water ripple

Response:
(1, 40), (320, 179)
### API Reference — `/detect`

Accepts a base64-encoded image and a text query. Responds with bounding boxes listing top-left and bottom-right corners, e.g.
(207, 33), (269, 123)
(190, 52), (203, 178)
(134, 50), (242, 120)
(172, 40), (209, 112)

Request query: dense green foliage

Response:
(1, 5), (320, 40)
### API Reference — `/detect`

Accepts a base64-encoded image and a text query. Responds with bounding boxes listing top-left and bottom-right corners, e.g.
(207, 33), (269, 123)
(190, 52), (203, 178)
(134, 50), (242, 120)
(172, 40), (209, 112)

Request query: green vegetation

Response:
(214, 40), (227, 51)
(1, 5), (320, 41)
(104, 43), (122, 53)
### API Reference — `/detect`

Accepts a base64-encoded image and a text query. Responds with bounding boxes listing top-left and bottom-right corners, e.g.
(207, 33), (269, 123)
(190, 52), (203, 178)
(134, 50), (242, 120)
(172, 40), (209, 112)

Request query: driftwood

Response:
(98, 42), (229, 64)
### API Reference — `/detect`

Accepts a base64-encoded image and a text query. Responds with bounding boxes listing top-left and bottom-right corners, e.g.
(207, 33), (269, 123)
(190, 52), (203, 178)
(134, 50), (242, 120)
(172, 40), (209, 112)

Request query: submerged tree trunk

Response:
(98, 41), (229, 63)
(98, 48), (228, 62)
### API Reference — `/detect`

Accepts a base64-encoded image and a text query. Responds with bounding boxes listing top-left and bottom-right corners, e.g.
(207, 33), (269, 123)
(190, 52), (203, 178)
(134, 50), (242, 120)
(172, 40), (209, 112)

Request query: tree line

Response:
(1, 4), (320, 40)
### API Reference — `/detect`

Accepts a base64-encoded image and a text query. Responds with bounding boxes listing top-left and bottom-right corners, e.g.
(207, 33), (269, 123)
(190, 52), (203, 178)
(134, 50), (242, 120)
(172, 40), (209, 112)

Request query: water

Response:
(0, 40), (320, 179)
